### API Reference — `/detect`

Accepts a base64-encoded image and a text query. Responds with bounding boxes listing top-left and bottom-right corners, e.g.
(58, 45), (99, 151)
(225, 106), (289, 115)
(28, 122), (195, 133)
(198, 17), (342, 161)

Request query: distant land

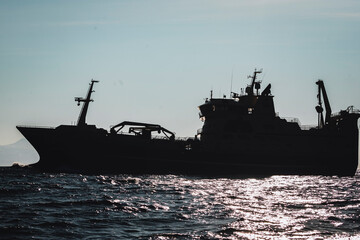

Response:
(0, 139), (38, 166)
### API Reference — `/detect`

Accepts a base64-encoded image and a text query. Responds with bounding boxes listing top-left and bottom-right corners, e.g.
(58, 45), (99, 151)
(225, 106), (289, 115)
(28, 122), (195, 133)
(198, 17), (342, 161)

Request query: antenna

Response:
(230, 67), (234, 97)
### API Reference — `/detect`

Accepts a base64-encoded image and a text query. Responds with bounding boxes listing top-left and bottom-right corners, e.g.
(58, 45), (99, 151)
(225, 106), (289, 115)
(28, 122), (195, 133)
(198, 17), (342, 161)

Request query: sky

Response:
(0, 0), (360, 146)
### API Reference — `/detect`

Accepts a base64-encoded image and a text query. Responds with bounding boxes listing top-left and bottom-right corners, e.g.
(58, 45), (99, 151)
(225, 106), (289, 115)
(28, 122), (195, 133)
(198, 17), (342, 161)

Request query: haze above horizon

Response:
(1, 0), (360, 145)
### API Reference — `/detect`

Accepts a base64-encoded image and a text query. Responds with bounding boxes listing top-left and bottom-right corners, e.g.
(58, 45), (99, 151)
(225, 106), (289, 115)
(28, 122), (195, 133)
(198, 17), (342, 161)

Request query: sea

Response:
(1, 167), (360, 240)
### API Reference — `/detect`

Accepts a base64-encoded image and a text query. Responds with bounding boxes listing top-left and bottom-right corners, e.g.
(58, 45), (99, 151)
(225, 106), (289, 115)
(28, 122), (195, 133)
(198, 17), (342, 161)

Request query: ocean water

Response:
(1, 167), (360, 240)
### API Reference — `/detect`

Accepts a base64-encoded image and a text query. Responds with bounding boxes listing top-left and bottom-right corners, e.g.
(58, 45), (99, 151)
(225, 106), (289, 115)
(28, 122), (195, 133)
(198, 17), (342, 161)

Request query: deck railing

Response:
(16, 125), (55, 129)
(299, 125), (317, 130)
(283, 117), (301, 125)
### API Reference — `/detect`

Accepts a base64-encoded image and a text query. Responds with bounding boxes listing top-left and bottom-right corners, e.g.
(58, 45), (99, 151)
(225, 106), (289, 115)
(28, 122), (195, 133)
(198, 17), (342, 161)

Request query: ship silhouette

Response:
(17, 70), (360, 175)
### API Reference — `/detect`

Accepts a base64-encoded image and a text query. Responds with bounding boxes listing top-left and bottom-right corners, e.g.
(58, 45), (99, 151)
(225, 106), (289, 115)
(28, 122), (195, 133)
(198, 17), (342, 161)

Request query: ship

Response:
(17, 70), (360, 176)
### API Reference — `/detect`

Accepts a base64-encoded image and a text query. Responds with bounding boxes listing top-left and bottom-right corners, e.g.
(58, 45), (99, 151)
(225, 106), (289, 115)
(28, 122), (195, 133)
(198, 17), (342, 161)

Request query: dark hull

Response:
(16, 125), (359, 176)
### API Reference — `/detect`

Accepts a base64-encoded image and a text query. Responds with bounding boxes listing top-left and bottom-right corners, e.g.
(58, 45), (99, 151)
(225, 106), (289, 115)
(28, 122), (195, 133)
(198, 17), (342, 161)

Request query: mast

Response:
(75, 79), (99, 127)
(246, 69), (262, 96)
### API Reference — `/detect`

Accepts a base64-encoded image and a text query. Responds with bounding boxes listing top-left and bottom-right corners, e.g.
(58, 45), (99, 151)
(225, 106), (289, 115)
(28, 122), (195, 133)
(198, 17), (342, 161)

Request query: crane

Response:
(315, 80), (332, 129)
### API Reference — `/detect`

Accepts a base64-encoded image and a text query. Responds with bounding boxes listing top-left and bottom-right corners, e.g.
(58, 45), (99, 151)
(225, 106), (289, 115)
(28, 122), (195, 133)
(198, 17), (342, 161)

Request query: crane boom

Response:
(316, 80), (332, 126)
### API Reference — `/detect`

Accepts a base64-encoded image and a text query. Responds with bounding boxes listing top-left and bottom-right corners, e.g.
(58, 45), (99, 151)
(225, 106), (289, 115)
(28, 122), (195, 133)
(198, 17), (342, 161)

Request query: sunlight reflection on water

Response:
(1, 168), (360, 239)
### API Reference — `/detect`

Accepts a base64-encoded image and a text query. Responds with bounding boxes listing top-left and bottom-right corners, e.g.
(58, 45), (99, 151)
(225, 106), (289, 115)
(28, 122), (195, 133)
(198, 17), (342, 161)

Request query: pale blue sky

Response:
(1, 0), (360, 145)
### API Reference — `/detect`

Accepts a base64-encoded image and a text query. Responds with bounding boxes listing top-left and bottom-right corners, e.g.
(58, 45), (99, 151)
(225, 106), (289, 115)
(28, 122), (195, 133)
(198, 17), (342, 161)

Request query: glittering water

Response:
(1, 167), (360, 239)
